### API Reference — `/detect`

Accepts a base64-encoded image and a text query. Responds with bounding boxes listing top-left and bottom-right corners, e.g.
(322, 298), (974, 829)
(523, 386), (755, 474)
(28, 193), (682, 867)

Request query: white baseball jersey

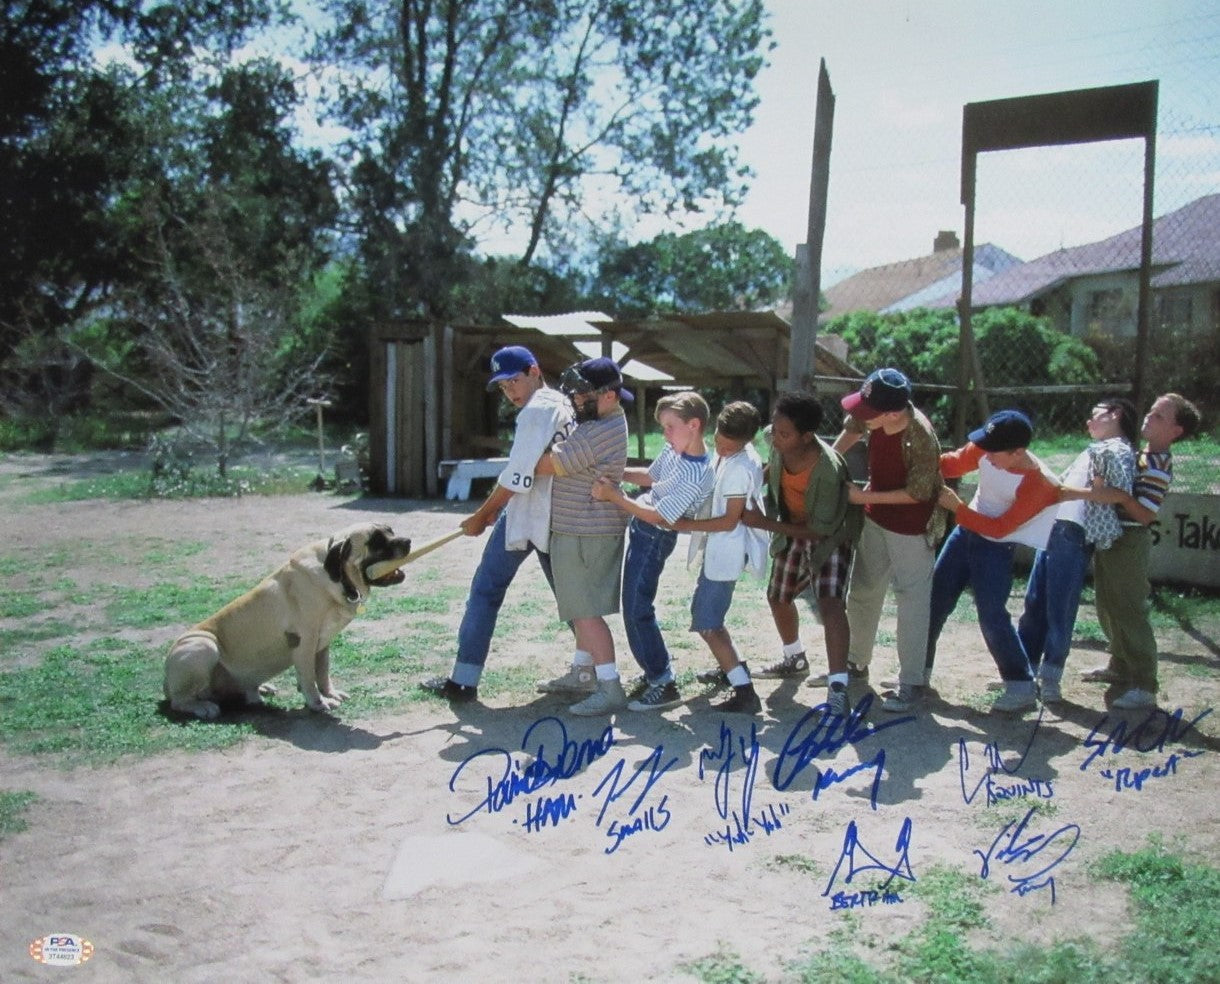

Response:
(499, 385), (574, 551)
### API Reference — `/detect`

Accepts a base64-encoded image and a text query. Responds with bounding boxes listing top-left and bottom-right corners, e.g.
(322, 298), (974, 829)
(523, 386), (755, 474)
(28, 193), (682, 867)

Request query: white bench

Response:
(438, 458), (508, 500)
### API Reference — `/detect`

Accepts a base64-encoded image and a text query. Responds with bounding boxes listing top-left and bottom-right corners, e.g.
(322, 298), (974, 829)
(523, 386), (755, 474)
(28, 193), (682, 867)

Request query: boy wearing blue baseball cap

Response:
(930, 409), (1061, 713)
(420, 345), (576, 703)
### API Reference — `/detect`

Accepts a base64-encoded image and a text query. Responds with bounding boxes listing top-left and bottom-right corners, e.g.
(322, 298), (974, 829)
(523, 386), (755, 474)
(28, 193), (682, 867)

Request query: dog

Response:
(163, 523), (411, 720)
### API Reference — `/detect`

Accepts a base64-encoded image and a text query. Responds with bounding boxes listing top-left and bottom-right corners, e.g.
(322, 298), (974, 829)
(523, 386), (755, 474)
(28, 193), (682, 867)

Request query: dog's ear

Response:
(324, 537), (352, 583)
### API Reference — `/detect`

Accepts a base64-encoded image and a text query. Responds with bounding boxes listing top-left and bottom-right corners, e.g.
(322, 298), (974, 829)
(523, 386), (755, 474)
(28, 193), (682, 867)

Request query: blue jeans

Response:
(1018, 519), (1093, 683)
(622, 518), (679, 684)
(927, 526), (1033, 683)
(452, 514), (555, 687)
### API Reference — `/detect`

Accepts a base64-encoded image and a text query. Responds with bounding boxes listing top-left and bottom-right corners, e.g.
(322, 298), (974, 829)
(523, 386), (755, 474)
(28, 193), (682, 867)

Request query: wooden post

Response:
(789, 59), (835, 394)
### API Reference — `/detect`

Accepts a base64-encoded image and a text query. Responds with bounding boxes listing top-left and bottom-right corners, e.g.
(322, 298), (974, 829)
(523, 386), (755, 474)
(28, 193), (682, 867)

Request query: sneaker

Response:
(712, 684), (761, 715)
(880, 684), (920, 714)
(627, 680), (683, 712)
(696, 667), (731, 688)
(754, 652), (809, 679)
(536, 664), (597, 695)
(624, 674), (650, 700)
(808, 663), (869, 687)
(992, 685), (1037, 713)
(419, 676), (478, 703)
(569, 678), (627, 716)
(1112, 688), (1157, 710)
(1081, 665), (1122, 684)
(826, 682), (850, 718)
(1039, 679), (1063, 703)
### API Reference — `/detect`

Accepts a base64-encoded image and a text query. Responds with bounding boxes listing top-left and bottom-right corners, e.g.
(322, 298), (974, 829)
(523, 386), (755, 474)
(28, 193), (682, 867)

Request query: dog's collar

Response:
(340, 570), (365, 606)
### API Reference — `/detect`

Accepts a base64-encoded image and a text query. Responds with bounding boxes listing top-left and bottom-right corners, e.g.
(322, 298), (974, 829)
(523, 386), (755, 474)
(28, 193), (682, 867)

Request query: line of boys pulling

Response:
(422, 347), (1201, 718)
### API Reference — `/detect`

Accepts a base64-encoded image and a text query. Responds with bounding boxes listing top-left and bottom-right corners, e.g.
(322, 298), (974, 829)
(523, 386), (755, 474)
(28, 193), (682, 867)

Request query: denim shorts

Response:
(689, 571), (737, 632)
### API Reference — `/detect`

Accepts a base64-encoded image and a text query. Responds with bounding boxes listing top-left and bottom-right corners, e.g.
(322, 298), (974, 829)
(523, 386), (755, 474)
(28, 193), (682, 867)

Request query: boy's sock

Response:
(594, 663), (620, 682)
(782, 640), (804, 657)
(727, 664), (750, 687)
(572, 649), (593, 667)
(828, 672), (849, 688)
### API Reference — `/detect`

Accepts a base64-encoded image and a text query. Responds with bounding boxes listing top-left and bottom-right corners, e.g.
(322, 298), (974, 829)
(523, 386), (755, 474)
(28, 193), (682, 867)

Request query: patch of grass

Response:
(681, 947), (765, 984)
(1092, 835), (1220, 984)
(0, 640), (254, 762)
(0, 620), (83, 652)
(22, 465), (326, 503)
(107, 578), (249, 627)
(0, 790), (37, 838)
(0, 588), (42, 619)
(765, 852), (820, 875)
(971, 796), (1058, 831)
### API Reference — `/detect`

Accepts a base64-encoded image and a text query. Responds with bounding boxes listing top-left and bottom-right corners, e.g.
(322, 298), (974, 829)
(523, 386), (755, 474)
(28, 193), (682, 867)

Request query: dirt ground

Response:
(1, 452), (1218, 982)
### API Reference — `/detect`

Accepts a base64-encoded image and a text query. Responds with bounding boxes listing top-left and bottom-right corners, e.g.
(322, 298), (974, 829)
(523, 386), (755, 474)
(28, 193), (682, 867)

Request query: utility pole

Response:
(788, 59), (835, 393)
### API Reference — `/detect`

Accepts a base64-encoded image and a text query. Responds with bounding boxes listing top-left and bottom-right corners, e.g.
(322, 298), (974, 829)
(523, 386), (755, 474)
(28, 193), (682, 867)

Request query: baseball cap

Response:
(969, 409), (1033, 452)
(486, 346), (538, 390)
(560, 357), (634, 403)
(841, 367), (912, 421)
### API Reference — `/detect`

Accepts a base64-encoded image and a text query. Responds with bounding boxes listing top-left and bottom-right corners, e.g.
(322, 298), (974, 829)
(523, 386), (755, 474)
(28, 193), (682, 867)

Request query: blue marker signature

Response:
(974, 806), (1079, 903)
(703, 803), (791, 851)
(1079, 706), (1212, 773)
(1097, 749), (1204, 792)
(698, 721), (790, 849)
(823, 817), (915, 899)
(593, 744), (677, 854)
(772, 694), (914, 810)
(446, 716), (614, 826)
(959, 706), (1054, 807)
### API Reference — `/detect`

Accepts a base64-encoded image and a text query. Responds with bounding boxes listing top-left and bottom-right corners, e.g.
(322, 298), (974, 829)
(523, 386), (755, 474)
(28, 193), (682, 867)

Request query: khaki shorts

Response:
(550, 532), (624, 621)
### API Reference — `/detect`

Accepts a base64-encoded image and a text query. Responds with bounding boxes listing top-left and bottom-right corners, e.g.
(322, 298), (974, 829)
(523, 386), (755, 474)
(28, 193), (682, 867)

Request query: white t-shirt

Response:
(499, 386), (574, 552)
(688, 444), (766, 581)
(969, 454), (1058, 550)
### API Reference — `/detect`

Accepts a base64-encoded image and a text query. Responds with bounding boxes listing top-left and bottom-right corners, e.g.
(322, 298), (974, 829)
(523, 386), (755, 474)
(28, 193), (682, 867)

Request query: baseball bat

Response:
(365, 528), (465, 580)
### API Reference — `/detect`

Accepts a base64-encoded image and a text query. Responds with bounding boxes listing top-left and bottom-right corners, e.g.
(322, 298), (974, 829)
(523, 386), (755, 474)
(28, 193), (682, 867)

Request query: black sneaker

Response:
(419, 676), (478, 703)
(697, 661), (749, 689)
(826, 682), (850, 718)
(624, 674), (650, 701)
(754, 652), (809, 679)
(627, 680), (683, 712)
(712, 684), (761, 715)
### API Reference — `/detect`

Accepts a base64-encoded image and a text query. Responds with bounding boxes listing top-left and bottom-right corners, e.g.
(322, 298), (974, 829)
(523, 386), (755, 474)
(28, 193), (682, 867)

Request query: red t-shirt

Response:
(867, 428), (935, 535)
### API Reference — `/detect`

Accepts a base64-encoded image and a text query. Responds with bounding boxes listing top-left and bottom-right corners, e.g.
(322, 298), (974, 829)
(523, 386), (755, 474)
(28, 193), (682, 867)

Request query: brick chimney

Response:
(933, 230), (960, 252)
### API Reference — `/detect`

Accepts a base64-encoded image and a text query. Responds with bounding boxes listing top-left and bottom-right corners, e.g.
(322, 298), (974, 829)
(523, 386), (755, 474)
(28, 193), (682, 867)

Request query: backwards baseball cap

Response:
(841, 367), (912, 421)
(486, 345), (538, 390)
(559, 357), (634, 403)
(969, 409), (1033, 452)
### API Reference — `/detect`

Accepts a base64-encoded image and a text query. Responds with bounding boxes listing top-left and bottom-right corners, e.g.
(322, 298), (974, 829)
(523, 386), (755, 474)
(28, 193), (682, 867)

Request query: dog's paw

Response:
(258, 683), (278, 696)
(306, 694), (341, 713)
(321, 688), (349, 703)
(172, 699), (221, 721)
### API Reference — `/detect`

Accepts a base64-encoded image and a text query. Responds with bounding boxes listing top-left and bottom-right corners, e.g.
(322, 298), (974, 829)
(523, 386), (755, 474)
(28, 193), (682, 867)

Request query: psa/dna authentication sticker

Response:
(29, 933), (94, 966)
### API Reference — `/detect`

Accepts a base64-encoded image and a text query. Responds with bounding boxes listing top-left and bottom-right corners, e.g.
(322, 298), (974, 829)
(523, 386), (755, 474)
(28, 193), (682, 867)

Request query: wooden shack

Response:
(367, 311), (858, 497)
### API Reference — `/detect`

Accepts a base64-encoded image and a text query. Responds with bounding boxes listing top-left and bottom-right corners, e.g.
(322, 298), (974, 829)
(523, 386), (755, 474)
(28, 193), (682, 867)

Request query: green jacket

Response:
(764, 436), (863, 570)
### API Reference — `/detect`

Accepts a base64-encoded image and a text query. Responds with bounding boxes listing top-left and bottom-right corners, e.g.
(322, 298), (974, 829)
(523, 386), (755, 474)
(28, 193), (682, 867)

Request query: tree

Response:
(313, 0), (772, 322)
(0, 0), (289, 415)
(71, 58), (339, 469)
(588, 220), (791, 317)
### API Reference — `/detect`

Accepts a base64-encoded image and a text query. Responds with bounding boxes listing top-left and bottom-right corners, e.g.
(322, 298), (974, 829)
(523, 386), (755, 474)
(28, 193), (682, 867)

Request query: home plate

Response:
(382, 832), (539, 900)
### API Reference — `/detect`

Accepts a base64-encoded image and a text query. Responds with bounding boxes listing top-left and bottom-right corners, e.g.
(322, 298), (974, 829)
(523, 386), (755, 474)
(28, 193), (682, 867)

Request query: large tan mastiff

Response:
(164, 523), (411, 719)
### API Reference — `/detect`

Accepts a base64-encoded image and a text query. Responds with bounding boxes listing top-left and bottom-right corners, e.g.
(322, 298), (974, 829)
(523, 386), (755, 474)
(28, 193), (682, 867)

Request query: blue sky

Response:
(736, 0), (1220, 284)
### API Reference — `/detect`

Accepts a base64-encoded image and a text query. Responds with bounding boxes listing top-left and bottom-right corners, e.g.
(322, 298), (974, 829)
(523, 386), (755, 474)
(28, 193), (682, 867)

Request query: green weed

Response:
(681, 947), (765, 984)
(0, 790), (37, 838)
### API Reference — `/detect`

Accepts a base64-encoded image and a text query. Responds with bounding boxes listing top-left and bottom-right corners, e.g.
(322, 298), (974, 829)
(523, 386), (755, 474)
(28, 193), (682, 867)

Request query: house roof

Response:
(818, 242), (1022, 321)
(957, 192), (1220, 307)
